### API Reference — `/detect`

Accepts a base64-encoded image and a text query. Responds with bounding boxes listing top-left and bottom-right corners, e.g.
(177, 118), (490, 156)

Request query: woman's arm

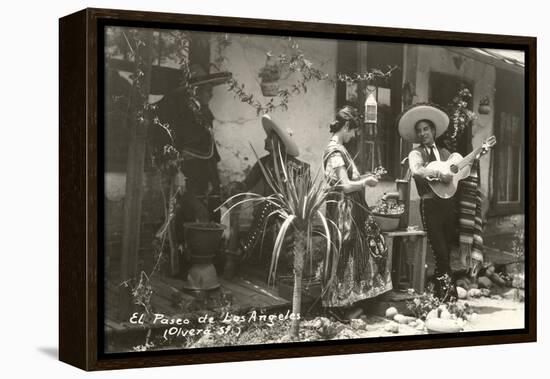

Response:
(334, 166), (369, 193)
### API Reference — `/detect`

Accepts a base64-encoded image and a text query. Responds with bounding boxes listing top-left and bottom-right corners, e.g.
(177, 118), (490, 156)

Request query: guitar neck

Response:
(457, 147), (484, 170)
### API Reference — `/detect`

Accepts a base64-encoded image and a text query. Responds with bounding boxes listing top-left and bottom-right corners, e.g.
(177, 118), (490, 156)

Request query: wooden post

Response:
(385, 233), (395, 286)
(118, 30), (155, 320)
(357, 42), (368, 172)
(402, 45), (418, 228)
(414, 235), (428, 293)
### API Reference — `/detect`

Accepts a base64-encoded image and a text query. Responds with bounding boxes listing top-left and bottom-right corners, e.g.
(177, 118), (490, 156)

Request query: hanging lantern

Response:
(365, 91), (378, 123)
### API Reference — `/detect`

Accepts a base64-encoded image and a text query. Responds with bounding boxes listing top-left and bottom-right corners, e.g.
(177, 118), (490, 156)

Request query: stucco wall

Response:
(209, 34), (338, 184)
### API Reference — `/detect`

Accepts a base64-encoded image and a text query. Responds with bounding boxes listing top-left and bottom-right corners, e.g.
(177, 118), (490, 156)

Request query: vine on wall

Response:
(212, 34), (397, 115)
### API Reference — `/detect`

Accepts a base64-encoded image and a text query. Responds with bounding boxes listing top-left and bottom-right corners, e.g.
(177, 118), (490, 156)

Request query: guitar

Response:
(425, 136), (496, 199)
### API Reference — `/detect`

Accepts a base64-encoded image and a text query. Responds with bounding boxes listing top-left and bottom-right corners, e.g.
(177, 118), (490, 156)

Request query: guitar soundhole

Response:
(450, 165), (458, 174)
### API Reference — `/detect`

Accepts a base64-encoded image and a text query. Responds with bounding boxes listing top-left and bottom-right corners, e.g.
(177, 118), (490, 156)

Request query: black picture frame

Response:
(59, 7), (536, 371)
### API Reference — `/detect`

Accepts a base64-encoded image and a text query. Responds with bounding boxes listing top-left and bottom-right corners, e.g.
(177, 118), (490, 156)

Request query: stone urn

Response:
(182, 222), (226, 291)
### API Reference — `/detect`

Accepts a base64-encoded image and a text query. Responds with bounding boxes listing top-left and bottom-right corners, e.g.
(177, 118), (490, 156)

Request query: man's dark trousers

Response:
(420, 196), (455, 279)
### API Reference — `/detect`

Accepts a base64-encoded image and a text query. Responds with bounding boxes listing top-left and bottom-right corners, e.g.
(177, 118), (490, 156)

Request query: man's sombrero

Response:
(261, 115), (300, 157)
(188, 64), (232, 87)
(397, 103), (449, 143)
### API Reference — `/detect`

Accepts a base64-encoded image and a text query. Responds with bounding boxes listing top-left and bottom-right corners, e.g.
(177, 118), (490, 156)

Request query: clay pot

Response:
(372, 213), (401, 232)
(478, 104), (491, 115)
(260, 81), (280, 97)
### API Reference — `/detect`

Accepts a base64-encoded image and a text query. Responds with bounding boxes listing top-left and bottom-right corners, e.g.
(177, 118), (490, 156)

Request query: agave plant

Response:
(218, 142), (341, 338)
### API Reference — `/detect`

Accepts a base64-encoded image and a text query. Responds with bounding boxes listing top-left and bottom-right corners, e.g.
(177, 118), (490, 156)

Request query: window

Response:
(336, 41), (404, 178)
(495, 112), (523, 204)
(429, 72), (474, 156)
(492, 69), (524, 214)
(362, 86), (393, 174)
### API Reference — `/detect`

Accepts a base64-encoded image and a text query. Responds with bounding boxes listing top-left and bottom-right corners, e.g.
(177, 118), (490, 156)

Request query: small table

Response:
(383, 230), (428, 293)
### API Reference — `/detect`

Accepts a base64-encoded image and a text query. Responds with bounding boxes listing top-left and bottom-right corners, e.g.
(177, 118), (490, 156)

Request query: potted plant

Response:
(258, 63), (281, 97)
(371, 194), (405, 232)
(218, 145), (340, 339)
(478, 95), (491, 115)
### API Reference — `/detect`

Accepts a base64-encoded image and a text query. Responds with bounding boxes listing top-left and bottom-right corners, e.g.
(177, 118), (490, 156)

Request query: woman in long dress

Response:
(322, 106), (392, 317)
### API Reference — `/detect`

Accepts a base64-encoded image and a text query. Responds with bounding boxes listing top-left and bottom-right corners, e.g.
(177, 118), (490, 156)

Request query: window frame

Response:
(336, 40), (404, 179)
(490, 68), (525, 216)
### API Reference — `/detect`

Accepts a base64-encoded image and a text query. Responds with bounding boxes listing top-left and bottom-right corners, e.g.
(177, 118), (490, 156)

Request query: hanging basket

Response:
(260, 81), (280, 97)
(478, 104), (491, 115)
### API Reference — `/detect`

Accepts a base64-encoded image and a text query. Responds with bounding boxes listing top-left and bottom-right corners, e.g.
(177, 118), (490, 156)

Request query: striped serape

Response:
(457, 159), (484, 275)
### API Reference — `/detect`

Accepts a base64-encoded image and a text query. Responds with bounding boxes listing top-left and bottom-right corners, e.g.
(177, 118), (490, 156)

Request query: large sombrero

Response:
(188, 64), (232, 87)
(261, 115), (300, 157)
(397, 103), (449, 143)
(149, 64), (232, 104)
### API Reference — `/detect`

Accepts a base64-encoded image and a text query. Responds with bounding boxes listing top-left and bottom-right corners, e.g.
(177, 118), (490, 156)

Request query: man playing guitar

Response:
(398, 104), (496, 297)
(398, 104), (457, 298)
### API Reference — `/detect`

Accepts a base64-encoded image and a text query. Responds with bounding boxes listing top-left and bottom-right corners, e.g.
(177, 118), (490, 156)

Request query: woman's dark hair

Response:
(329, 105), (360, 133)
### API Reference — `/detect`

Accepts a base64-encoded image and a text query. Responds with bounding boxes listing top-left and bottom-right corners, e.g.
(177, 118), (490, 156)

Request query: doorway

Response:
(429, 72), (473, 155)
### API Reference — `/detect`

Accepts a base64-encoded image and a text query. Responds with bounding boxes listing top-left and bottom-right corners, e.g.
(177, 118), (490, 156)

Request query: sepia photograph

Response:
(100, 23), (527, 354)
